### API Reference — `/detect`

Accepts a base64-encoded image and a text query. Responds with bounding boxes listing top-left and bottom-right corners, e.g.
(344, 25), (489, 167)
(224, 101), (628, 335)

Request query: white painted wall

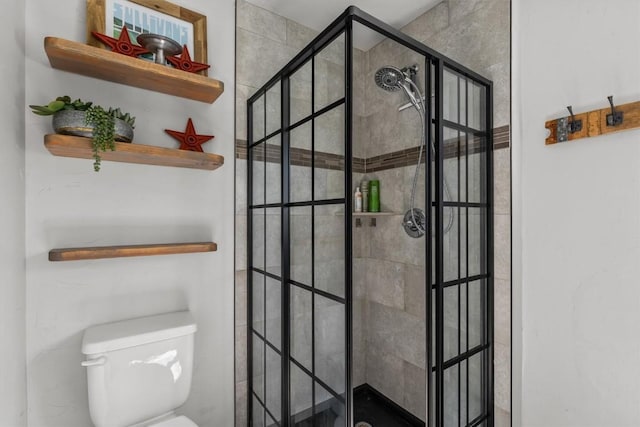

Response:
(512, 0), (640, 425)
(0, 1), (27, 426)
(24, 0), (235, 425)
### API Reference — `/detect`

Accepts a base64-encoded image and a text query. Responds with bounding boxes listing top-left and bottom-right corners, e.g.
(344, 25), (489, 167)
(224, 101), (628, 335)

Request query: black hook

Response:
(566, 105), (582, 133)
(607, 95), (624, 126)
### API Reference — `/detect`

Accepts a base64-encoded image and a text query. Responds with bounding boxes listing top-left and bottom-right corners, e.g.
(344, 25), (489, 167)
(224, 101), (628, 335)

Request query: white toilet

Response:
(82, 311), (199, 427)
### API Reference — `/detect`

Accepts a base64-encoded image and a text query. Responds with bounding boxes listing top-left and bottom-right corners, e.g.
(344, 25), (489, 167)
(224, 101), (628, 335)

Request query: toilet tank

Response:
(82, 311), (197, 427)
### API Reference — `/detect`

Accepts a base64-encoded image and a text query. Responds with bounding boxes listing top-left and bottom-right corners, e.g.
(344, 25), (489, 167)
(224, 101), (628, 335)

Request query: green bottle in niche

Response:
(369, 180), (380, 212)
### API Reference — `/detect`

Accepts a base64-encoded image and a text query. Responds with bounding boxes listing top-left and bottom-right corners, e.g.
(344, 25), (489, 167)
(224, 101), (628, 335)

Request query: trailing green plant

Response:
(29, 96), (136, 171)
(85, 105), (115, 171)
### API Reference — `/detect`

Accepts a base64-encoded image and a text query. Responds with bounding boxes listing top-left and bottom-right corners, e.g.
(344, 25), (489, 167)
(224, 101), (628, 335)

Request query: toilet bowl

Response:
(82, 311), (199, 427)
(133, 414), (197, 427)
(152, 416), (197, 427)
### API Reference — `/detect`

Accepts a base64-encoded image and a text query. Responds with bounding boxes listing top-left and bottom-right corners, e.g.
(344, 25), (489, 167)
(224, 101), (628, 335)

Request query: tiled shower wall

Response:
(235, 0), (510, 425)
(235, 2), (345, 424)
(351, 0), (511, 424)
(413, 1), (511, 425)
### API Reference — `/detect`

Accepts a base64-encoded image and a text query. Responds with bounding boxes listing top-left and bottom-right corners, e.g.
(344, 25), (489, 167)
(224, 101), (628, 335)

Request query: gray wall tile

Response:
(402, 2), (450, 42)
(353, 115), (369, 159)
(236, 270), (247, 327)
(236, 214), (247, 272)
(494, 342), (510, 412)
(366, 344), (405, 407)
(236, 28), (298, 89)
(368, 301), (426, 368)
(495, 278), (510, 346)
(422, 0), (508, 77)
(352, 223), (371, 259)
(235, 324), (247, 383)
(403, 361), (427, 421)
(237, 0), (287, 44)
(236, 159), (247, 214)
(368, 216), (425, 266)
(495, 406), (511, 427)
(353, 298), (367, 387)
(494, 214), (510, 280)
(449, 0), (509, 27)
(236, 85), (255, 141)
(400, 0), (510, 127)
(365, 258), (405, 310)
(404, 164), (426, 213)
(448, 0), (487, 23)
(353, 259), (367, 300)
(286, 19), (318, 51)
(405, 264), (426, 320)
(353, 48), (367, 118)
(235, 380), (248, 427)
(485, 61), (511, 127)
(494, 148), (510, 215)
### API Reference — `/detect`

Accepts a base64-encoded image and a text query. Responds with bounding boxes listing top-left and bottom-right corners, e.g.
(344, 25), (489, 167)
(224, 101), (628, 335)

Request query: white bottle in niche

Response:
(355, 186), (363, 212)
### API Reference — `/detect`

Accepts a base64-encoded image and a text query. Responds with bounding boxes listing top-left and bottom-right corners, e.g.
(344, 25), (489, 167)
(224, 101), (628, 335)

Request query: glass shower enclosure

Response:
(247, 6), (493, 427)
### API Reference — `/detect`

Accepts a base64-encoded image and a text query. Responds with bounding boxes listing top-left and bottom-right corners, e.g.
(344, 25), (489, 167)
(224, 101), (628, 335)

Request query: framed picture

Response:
(86, 0), (208, 75)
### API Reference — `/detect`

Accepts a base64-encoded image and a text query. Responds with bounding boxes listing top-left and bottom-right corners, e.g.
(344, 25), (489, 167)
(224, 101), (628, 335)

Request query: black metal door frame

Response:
(247, 6), (493, 427)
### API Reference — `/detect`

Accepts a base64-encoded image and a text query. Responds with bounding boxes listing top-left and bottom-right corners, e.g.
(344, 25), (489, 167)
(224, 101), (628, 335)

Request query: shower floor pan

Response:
(354, 384), (425, 427)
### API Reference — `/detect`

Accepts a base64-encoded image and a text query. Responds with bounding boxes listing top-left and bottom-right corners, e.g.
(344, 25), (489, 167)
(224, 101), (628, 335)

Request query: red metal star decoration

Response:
(167, 45), (210, 74)
(91, 27), (150, 57)
(165, 118), (214, 152)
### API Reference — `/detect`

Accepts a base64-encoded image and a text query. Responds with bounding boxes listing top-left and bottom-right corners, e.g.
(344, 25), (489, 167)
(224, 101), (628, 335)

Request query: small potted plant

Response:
(30, 96), (136, 171)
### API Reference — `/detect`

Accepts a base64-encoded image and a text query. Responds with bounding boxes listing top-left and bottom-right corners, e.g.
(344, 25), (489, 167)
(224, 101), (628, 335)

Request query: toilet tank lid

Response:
(82, 311), (197, 355)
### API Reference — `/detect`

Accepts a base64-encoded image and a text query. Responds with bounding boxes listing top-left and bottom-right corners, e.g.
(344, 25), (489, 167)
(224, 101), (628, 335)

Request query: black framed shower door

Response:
(246, 6), (493, 427)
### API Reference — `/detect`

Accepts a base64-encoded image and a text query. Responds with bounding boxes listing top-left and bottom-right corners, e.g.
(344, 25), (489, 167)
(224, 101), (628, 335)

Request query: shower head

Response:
(374, 66), (405, 92)
(375, 65), (421, 109)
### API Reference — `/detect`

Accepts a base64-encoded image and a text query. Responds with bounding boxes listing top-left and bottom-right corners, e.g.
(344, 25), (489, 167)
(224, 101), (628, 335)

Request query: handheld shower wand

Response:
(374, 65), (454, 238)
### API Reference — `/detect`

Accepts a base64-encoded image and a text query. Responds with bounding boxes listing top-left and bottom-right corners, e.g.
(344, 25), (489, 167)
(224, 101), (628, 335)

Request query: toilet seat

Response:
(147, 415), (198, 427)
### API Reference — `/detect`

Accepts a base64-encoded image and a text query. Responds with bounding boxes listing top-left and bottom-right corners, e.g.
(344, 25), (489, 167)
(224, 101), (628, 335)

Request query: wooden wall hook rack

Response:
(545, 96), (640, 145)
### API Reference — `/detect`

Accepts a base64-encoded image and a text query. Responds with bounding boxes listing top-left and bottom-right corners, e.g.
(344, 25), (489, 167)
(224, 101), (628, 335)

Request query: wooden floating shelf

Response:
(44, 37), (224, 104)
(45, 134), (224, 171)
(49, 242), (217, 262)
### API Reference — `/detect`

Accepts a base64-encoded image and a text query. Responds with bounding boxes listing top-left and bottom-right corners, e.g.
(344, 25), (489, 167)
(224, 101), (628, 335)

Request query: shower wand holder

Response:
(545, 96), (640, 145)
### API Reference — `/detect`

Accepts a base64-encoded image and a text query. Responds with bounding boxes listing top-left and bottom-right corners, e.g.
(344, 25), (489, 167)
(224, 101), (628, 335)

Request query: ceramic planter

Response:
(52, 110), (134, 142)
